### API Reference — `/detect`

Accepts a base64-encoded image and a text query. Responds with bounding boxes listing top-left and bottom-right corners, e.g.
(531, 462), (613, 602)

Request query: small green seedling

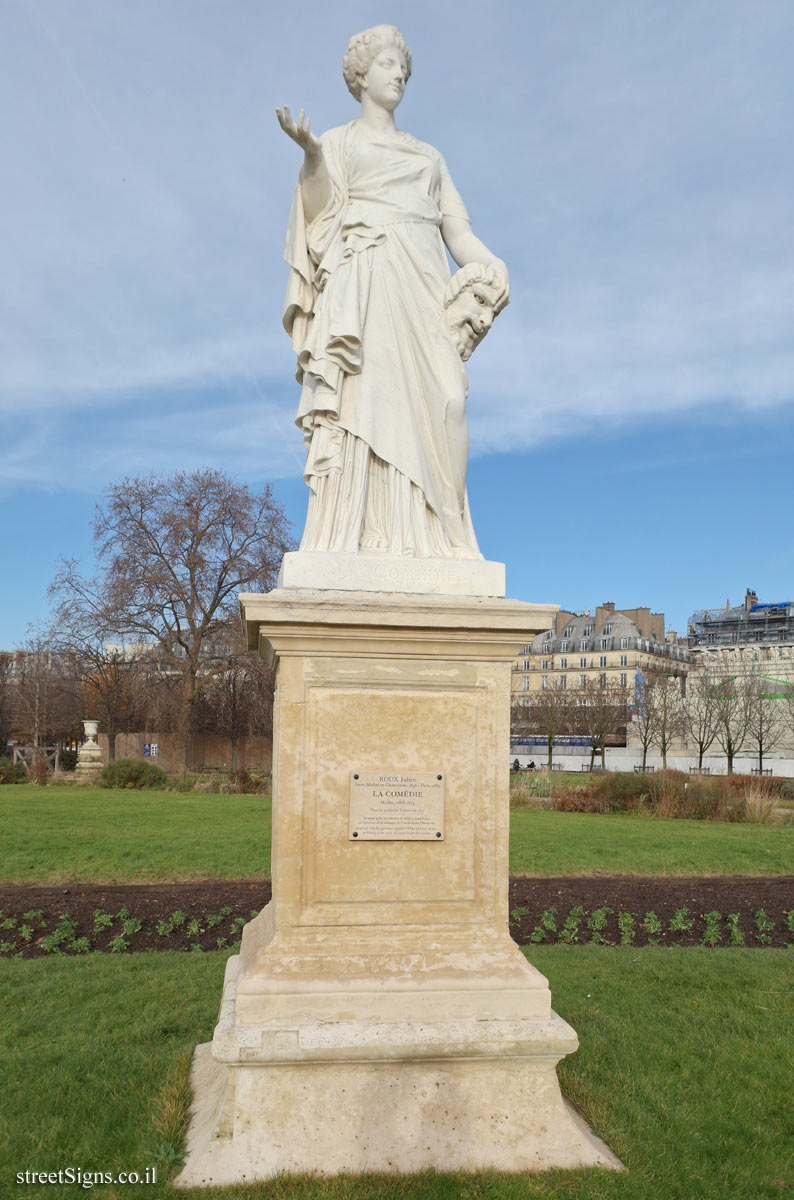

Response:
(528, 906), (558, 944)
(643, 912), (663, 944)
(559, 906), (585, 945)
(700, 911), (722, 947)
(587, 906), (613, 945)
(93, 909), (114, 934)
(726, 913), (745, 947)
(669, 907), (694, 935)
(617, 912), (635, 945)
(754, 908), (774, 945)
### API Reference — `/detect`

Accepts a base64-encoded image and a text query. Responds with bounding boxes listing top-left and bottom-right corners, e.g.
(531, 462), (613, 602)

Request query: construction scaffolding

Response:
(688, 589), (794, 648)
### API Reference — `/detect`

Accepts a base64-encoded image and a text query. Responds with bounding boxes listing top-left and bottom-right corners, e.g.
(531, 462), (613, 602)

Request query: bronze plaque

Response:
(349, 771), (445, 841)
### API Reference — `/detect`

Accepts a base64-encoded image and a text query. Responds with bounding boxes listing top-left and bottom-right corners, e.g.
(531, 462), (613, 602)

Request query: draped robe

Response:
(283, 120), (481, 559)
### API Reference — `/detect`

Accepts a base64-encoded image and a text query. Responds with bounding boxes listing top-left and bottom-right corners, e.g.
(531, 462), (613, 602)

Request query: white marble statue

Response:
(277, 24), (509, 560)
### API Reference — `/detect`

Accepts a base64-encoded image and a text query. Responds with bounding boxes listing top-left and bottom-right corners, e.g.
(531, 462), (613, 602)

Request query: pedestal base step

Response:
(175, 956), (623, 1187)
(175, 1041), (622, 1186)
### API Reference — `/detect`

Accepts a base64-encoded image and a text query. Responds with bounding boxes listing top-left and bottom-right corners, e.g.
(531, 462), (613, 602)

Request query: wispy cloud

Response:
(3, 0), (793, 490)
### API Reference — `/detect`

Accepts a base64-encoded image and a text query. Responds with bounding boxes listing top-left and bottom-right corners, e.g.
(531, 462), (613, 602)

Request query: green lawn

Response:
(2, 785), (793, 883)
(510, 808), (794, 876)
(1, 948), (790, 1198)
(0, 787), (271, 883)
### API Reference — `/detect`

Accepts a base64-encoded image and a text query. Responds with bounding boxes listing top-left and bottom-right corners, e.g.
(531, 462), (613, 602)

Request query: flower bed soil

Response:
(508, 875), (794, 947)
(0, 876), (792, 956)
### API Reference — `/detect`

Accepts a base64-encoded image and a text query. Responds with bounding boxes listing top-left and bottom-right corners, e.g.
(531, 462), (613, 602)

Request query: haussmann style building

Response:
(513, 601), (689, 697)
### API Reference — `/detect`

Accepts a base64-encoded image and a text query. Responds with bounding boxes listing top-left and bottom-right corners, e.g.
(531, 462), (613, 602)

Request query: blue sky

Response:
(2, 0), (793, 644)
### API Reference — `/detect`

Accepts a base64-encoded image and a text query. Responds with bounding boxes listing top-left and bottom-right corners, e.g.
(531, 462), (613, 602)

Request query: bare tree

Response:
(683, 667), (719, 769)
(631, 669), (659, 771)
(650, 673), (685, 770)
(46, 584), (145, 763)
(50, 469), (291, 768)
(744, 668), (787, 774)
(0, 652), (14, 755)
(8, 635), (81, 753)
(785, 687), (794, 762)
(194, 628), (275, 769)
(512, 680), (574, 769)
(11, 640), (56, 748)
(713, 671), (753, 774)
(576, 677), (631, 771)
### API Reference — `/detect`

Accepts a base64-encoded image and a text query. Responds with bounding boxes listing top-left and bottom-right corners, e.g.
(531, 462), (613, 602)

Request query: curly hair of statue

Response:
(342, 25), (413, 101)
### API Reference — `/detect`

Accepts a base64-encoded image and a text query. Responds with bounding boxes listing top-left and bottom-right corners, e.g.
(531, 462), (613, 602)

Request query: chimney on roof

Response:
(745, 588), (758, 611)
(602, 602), (615, 612)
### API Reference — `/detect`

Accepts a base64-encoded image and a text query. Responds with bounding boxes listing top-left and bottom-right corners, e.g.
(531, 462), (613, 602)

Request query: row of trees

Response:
(512, 667), (794, 774)
(0, 628), (276, 769)
(2, 469), (293, 768)
(677, 666), (793, 774)
(512, 677), (632, 771)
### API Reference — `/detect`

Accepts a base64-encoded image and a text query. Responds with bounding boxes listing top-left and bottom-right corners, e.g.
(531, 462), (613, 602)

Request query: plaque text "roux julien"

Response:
(349, 771), (445, 841)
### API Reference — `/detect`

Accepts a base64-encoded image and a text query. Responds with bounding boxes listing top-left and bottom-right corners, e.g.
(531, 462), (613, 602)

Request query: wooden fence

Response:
(97, 732), (272, 773)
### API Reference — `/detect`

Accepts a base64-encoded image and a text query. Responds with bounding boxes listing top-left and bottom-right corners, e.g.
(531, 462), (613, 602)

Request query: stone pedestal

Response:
(175, 589), (621, 1185)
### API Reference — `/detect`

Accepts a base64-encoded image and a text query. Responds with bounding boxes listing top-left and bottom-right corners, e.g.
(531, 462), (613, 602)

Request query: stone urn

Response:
(76, 719), (103, 772)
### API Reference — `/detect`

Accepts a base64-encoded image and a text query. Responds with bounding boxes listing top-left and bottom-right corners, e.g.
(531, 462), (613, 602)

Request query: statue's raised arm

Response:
(275, 105), (331, 224)
(279, 24), (509, 560)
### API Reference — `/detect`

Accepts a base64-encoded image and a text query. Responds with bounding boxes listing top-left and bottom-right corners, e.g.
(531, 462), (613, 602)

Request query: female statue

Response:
(277, 25), (508, 559)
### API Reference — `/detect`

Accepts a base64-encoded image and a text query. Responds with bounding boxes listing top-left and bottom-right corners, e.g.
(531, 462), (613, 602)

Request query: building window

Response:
(542, 642), (550, 654)
(579, 639), (588, 651)
(601, 638), (609, 650)
(522, 645), (533, 655)
(620, 637), (628, 649)
(603, 623), (612, 635)
(541, 675), (548, 690)
(599, 655), (607, 668)
(620, 655), (628, 667)
(560, 657), (568, 669)
(620, 673), (627, 688)
(580, 657), (587, 669)
(560, 675), (567, 689)
(523, 659), (530, 670)
(522, 675), (530, 691)
(584, 625), (593, 636)
(579, 674), (587, 688)
(599, 672), (607, 687)
(560, 640), (569, 652)
(541, 658), (549, 670)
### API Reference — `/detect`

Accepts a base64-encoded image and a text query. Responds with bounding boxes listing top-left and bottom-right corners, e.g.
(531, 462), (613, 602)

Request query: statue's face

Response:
(361, 45), (407, 110)
(446, 280), (501, 361)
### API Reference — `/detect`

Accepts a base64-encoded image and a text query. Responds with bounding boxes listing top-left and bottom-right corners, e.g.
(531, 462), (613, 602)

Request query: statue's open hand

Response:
(276, 106), (322, 158)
